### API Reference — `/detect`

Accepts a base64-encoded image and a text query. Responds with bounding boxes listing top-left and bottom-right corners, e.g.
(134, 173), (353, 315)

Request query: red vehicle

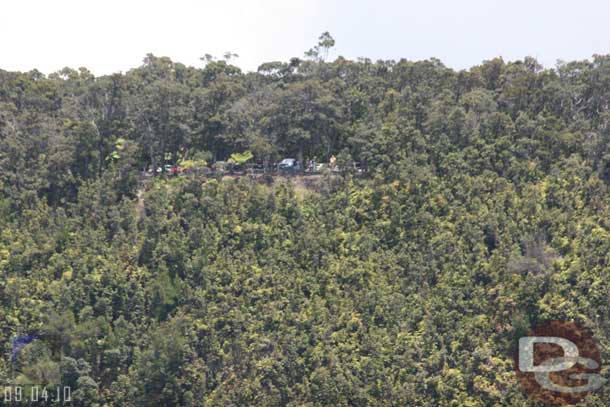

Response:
(155, 165), (187, 175)
(169, 166), (187, 175)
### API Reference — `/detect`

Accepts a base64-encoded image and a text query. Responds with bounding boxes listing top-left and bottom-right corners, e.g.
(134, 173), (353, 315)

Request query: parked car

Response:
(278, 158), (301, 174)
(248, 163), (266, 174)
(154, 164), (173, 173)
(169, 166), (186, 175)
(154, 164), (187, 175)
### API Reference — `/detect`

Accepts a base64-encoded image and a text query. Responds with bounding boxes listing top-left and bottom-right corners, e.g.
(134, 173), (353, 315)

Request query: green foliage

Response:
(1, 51), (610, 406)
(228, 150), (254, 165)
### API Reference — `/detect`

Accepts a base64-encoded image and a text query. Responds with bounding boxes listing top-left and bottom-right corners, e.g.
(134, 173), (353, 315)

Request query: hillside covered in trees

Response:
(1, 39), (610, 405)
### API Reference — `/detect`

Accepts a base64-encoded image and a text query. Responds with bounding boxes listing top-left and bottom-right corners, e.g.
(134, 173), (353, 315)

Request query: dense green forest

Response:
(1, 35), (610, 405)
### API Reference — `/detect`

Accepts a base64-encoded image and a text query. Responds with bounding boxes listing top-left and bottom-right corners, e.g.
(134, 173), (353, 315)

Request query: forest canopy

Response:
(1, 40), (610, 406)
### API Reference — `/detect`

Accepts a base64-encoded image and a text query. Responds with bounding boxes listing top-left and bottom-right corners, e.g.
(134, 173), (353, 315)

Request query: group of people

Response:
(305, 155), (337, 172)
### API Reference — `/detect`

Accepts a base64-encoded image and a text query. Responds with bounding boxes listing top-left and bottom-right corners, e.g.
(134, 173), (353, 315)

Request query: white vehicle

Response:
(278, 158), (301, 173)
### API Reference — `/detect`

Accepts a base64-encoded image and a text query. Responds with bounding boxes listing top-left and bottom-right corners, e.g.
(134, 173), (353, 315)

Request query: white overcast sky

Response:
(1, 0), (609, 76)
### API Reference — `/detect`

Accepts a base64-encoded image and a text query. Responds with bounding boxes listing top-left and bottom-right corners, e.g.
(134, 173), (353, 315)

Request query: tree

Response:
(305, 31), (336, 61)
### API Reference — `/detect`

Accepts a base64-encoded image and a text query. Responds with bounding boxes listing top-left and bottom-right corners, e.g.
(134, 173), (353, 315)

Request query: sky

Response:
(1, 0), (609, 76)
